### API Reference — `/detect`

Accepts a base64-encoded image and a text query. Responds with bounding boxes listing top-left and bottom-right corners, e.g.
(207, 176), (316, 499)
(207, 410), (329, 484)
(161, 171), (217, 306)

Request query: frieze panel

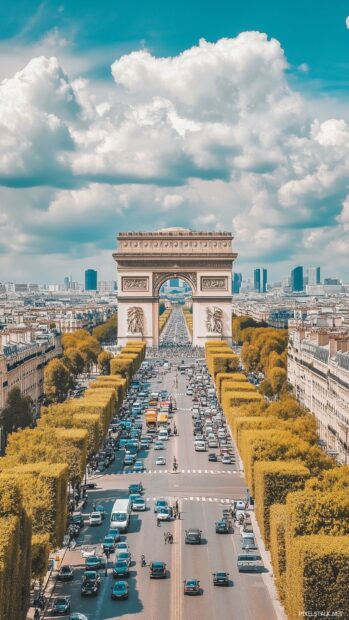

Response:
(121, 276), (149, 292)
(201, 277), (228, 291)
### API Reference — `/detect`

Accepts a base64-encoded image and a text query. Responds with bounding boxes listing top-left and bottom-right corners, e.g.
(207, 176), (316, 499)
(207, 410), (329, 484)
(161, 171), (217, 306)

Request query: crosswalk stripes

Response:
(144, 496), (234, 504)
(117, 468), (239, 475)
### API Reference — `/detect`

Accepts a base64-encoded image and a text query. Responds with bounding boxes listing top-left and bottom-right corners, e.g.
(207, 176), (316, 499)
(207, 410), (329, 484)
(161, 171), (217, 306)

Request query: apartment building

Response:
(288, 317), (349, 464)
(0, 326), (62, 410)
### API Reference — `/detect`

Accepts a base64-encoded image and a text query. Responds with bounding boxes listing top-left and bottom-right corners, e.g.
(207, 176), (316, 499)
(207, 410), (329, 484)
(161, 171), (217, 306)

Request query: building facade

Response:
(291, 266), (304, 292)
(288, 319), (349, 464)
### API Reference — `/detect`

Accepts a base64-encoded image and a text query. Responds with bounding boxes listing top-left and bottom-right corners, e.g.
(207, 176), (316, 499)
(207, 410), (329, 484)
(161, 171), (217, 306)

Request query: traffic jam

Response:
(45, 340), (262, 617)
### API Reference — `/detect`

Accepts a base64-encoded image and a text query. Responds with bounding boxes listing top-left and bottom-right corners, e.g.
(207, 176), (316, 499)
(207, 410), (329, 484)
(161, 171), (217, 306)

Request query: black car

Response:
(113, 560), (129, 578)
(128, 483), (143, 495)
(149, 561), (167, 578)
(81, 573), (99, 597)
(208, 453), (217, 462)
(213, 571), (229, 586)
(215, 520), (229, 534)
(185, 529), (202, 544)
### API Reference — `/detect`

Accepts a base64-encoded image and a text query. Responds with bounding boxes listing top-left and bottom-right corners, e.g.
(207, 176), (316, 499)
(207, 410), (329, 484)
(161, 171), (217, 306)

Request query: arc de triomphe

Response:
(113, 228), (238, 347)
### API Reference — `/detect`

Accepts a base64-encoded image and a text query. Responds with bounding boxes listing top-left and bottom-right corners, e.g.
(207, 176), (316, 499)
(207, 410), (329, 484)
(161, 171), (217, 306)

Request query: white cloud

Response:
(346, 16), (349, 29)
(0, 32), (349, 280)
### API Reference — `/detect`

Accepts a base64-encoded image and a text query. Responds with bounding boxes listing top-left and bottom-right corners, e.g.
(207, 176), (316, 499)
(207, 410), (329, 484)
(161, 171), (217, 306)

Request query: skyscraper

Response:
(233, 272), (242, 294)
(254, 268), (261, 292)
(169, 278), (179, 287)
(254, 268), (267, 293)
(291, 266), (304, 292)
(63, 276), (70, 290)
(85, 269), (97, 291)
(307, 267), (321, 286)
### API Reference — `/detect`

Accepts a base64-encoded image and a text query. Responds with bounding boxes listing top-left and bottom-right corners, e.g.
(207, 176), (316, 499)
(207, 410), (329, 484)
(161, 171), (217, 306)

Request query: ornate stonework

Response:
(122, 276), (149, 292)
(201, 277), (228, 291)
(114, 228), (237, 347)
(206, 307), (223, 334)
(127, 307), (144, 334)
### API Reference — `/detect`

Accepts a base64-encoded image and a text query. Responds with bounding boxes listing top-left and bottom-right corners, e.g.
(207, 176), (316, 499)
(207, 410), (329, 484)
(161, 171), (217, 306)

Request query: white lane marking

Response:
(208, 498), (213, 502)
(192, 469), (196, 473)
(214, 498), (218, 502)
(187, 469), (190, 473)
(202, 497), (206, 502)
(181, 469), (185, 473)
(190, 496), (194, 501)
(196, 497), (200, 501)
(159, 470), (162, 474)
(198, 469), (202, 474)
(210, 470), (214, 474)
(164, 470), (168, 473)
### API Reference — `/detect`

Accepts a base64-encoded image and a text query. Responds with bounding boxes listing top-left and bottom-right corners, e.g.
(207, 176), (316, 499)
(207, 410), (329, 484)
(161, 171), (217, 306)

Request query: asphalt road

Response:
(49, 312), (277, 620)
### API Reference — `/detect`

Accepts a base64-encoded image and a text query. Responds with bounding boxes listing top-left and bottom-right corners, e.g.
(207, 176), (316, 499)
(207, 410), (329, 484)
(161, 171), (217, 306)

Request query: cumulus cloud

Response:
(346, 16), (349, 29)
(1, 31), (349, 279)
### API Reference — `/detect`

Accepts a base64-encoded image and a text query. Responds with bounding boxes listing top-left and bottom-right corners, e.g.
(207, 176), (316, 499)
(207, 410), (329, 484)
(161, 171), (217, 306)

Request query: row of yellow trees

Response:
(182, 307), (193, 337)
(0, 340), (145, 620)
(205, 339), (349, 619)
(159, 308), (172, 333)
(233, 315), (289, 397)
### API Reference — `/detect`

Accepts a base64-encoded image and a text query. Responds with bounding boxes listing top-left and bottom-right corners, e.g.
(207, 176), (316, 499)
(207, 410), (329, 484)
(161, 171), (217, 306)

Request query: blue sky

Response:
(0, 1), (349, 283)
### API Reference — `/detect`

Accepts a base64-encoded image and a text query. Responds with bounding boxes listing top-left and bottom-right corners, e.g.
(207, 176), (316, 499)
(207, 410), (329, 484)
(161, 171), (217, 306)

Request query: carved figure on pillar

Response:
(206, 306), (223, 334)
(127, 307), (144, 334)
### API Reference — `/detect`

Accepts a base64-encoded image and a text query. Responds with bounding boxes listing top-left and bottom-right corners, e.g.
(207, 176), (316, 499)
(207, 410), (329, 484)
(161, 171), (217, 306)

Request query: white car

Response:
(115, 542), (130, 557)
(156, 457), (166, 466)
(89, 512), (103, 526)
(186, 389), (193, 395)
(154, 441), (164, 450)
(221, 455), (232, 464)
(133, 497), (146, 511)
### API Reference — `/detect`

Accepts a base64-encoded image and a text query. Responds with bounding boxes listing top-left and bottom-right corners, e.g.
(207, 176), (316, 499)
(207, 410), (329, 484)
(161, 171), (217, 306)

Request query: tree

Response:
(241, 343), (260, 373)
(269, 367), (288, 396)
(63, 347), (84, 377)
(97, 351), (113, 374)
(44, 359), (74, 403)
(0, 387), (33, 438)
(259, 379), (274, 399)
(93, 315), (117, 343)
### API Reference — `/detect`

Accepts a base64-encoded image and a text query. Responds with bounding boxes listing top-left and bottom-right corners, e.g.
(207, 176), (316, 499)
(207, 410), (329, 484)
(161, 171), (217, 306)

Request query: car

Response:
(183, 578), (201, 595)
(89, 512), (103, 526)
(129, 493), (142, 507)
(149, 561), (167, 578)
(52, 596), (71, 615)
(81, 573), (100, 597)
(85, 555), (105, 570)
(157, 507), (172, 521)
(215, 520), (229, 534)
(213, 571), (229, 586)
(208, 440), (218, 448)
(154, 441), (164, 450)
(70, 511), (84, 528)
(208, 453), (217, 462)
(133, 497), (146, 511)
(221, 455), (232, 465)
(124, 454), (136, 466)
(155, 457), (166, 466)
(95, 504), (107, 519)
(115, 542), (130, 557)
(106, 528), (120, 543)
(133, 460), (145, 473)
(112, 559), (129, 578)
(154, 498), (168, 513)
(57, 564), (74, 581)
(128, 482), (143, 495)
(118, 551), (132, 567)
(111, 580), (129, 600)
(185, 529), (202, 544)
(242, 537), (258, 551)
(103, 535), (116, 553)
